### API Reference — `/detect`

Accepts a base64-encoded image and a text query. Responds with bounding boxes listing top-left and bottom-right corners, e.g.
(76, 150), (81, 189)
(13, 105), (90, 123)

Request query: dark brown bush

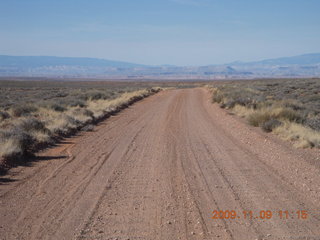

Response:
(81, 124), (94, 132)
(50, 104), (66, 112)
(73, 108), (94, 117)
(11, 105), (38, 117)
(69, 100), (86, 108)
(0, 111), (10, 121)
(261, 119), (282, 132)
(18, 118), (46, 132)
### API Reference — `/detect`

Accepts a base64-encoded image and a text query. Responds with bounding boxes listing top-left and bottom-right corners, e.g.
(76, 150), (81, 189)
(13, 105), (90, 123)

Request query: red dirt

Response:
(0, 88), (319, 240)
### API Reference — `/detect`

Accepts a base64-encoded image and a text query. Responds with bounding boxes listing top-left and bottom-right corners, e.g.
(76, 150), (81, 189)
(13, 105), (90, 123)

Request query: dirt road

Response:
(1, 88), (320, 240)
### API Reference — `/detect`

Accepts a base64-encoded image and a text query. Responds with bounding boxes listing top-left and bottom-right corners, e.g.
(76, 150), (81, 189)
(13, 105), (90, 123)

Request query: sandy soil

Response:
(0, 88), (319, 240)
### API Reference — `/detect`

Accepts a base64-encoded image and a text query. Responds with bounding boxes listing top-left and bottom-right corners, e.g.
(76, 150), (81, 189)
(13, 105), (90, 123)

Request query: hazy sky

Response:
(0, 0), (319, 66)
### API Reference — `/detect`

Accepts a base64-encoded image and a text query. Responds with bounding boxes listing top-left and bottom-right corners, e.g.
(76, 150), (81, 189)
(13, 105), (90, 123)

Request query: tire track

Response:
(1, 88), (320, 240)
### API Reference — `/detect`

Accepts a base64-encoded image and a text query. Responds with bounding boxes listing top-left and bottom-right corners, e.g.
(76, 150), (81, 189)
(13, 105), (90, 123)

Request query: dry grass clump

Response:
(0, 117), (54, 166)
(0, 138), (23, 160)
(210, 85), (260, 109)
(209, 79), (320, 148)
(87, 89), (152, 119)
(247, 107), (302, 127)
(0, 128), (33, 161)
(45, 115), (79, 136)
(273, 122), (320, 148)
(232, 104), (255, 118)
(0, 87), (162, 169)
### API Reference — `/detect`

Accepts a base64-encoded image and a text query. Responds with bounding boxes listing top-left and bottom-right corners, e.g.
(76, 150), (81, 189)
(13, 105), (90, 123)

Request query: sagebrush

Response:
(209, 78), (320, 148)
(0, 82), (162, 170)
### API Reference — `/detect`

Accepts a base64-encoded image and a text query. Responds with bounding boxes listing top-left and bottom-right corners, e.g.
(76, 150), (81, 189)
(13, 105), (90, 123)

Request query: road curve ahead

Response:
(1, 88), (320, 240)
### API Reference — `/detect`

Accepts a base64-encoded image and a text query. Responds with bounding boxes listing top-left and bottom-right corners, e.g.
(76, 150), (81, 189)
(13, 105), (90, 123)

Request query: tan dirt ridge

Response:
(0, 88), (320, 240)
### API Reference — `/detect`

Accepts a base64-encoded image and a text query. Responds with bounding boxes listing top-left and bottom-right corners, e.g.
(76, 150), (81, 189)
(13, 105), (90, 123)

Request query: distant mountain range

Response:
(0, 53), (320, 79)
(240, 53), (320, 66)
(0, 55), (146, 68)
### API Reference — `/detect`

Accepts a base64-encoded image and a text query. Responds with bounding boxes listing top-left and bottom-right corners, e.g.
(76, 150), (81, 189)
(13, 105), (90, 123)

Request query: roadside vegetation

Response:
(0, 80), (167, 172)
(209, 78), (320, 148)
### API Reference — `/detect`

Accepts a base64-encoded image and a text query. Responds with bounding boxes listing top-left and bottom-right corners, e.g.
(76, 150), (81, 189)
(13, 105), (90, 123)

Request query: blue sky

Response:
(0, 0), (319, 66)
